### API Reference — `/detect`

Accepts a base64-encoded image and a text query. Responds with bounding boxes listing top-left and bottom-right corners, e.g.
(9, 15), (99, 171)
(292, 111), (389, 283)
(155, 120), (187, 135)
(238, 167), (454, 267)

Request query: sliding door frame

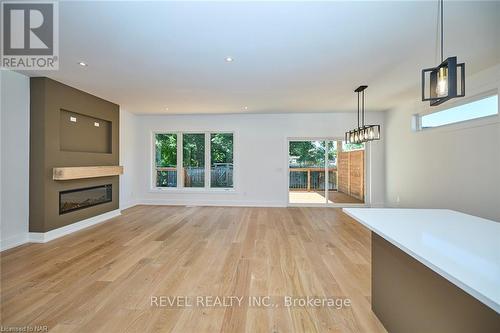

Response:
(285, 136), (370, 208)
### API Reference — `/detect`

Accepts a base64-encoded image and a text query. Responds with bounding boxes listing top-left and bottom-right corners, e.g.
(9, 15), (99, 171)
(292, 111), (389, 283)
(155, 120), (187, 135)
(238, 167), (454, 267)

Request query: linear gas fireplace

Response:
(59, 184), (112, 215)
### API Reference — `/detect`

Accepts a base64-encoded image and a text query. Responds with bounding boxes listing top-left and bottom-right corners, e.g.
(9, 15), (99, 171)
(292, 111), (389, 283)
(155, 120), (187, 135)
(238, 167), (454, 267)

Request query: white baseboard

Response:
(29, 209), (121, 243)
(120, 200), (138, 210)
(0, 234), (30, 252)
(138, 198), (286, 208)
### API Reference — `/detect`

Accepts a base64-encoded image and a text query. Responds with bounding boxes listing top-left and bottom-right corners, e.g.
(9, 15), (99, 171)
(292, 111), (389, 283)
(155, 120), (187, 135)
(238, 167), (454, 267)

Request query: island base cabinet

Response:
(371, 232), (500, 333)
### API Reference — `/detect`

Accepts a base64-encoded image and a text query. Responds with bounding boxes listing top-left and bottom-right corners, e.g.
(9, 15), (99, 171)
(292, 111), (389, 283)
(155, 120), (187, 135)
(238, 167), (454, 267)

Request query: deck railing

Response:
(156, 166), (334, 190)
(156, 164), (233, 188)
(156, 167), (177, 187)
(289, 167), (337, 191)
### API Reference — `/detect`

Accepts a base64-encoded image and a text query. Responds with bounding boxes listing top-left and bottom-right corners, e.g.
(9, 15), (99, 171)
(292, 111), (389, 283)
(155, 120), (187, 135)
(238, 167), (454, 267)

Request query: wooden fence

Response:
(337, 150), (364, 201)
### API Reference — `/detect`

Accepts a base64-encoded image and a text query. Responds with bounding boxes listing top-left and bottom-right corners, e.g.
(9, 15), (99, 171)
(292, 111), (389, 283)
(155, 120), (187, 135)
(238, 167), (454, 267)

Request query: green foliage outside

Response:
(183, 133), (205, 167)
(156, 133), (233, 167)
(155, 133), (177, 167)
(342, 142), (365, 152)
(289, 141), (337, 167)
(211, 133), (233, 164)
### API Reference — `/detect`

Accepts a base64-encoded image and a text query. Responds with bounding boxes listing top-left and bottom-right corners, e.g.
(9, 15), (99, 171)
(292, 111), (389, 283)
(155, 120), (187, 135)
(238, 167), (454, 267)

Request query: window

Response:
(421, 94), (498, 129)
(183, 133), (205, 187)
(155, 134), (177, 187)
(210, 133), (233, 188)
(154, 132), (234, 190)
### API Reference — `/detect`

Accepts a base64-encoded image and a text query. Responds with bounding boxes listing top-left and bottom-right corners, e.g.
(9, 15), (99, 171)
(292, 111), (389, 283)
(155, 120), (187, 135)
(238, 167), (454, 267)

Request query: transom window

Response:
(154, 132), (234, 189)
(420, 94), (498, 129)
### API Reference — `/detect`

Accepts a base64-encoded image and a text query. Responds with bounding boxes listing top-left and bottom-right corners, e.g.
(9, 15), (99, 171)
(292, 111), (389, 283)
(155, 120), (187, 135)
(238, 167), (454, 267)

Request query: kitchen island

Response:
(343, 208), (500, 333)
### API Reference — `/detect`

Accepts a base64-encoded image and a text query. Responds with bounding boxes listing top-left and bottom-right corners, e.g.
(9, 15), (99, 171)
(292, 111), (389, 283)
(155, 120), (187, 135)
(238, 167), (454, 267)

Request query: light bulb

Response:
(435, 67), (448, 98)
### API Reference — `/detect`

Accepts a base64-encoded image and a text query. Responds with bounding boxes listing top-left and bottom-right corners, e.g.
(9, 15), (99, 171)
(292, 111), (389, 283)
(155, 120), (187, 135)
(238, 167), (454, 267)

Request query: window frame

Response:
(151, 131), (236, 193)
(416, 90), (499, 132)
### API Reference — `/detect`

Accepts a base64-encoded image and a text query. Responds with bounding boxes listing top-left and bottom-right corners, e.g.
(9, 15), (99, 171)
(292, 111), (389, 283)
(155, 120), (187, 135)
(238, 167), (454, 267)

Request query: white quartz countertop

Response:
(343, 208), (500, 313)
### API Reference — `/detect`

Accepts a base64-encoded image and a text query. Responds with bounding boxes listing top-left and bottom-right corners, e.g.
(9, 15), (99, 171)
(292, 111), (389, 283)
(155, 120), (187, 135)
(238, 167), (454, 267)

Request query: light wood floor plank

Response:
(1, 206), (386, 333)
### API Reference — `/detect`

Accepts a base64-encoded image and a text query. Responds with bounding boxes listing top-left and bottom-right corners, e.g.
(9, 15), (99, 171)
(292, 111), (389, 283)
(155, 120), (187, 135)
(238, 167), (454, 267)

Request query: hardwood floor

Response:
(0, 206), (386, 333)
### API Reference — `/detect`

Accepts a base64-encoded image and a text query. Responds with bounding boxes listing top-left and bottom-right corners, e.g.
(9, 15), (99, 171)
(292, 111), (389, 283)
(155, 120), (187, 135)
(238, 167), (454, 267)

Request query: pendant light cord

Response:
(440, 0), (444, 62)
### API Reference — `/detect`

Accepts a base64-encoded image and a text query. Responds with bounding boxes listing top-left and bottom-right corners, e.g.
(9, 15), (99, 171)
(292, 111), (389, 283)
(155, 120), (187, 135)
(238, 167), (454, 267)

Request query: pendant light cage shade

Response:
(421, 0), (465, 106)
(344, 86), (381, 144)
(345, 125), (380, 144)
(364, 124), (380, 141)
(422, 56), (465, 106)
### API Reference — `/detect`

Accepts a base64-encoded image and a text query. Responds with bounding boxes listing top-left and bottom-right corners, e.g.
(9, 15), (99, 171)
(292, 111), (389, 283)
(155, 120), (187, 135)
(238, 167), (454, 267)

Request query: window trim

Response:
(416, 90), (499, 132)
(151, 130), (236, 193)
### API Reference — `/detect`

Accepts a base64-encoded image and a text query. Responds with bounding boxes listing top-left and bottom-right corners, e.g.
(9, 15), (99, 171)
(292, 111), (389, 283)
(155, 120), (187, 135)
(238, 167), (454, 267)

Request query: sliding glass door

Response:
(289, 140), (327, 204)
(288, 139), (365, 205)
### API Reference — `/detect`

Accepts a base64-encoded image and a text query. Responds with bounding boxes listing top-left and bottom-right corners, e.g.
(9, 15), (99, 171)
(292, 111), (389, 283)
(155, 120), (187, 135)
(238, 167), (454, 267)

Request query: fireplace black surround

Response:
(59, 184), (112, 215)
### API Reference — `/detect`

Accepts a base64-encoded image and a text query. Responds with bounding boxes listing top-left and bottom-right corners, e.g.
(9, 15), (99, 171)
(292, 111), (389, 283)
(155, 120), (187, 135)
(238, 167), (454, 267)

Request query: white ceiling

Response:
(25, 1), (500, 115)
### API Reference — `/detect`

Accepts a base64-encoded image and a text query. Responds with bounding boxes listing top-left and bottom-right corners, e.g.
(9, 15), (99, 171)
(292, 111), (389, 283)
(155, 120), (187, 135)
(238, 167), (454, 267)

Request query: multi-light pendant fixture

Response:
(345, 85), (380, 144)
(421, 0), (465, 106)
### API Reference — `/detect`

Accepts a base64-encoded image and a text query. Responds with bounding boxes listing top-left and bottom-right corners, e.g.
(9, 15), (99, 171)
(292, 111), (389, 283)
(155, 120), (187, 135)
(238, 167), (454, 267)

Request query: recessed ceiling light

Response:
(78, 62), (88, 67)
(165, 107), (169, 111)
(225, 57), (233, 62)
(243, 106), (248, 110)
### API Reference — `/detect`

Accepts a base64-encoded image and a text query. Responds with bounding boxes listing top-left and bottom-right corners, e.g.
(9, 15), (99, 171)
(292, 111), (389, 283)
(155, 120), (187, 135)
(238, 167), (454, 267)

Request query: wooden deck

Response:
(289, 191), (364, 204)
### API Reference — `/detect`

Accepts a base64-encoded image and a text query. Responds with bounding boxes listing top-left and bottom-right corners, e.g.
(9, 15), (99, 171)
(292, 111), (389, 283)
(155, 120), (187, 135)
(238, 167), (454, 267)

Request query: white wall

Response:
(119, 108), (137, 209)
(0, 70), (30, 250)
(385, 64), (500, 221)
(132, 112), (386, 207)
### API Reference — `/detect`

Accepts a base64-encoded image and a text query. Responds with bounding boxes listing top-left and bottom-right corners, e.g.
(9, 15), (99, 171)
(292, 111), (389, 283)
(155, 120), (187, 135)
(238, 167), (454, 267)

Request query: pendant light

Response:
(422, 0), (465, 106)
(345, 85), (381, 144)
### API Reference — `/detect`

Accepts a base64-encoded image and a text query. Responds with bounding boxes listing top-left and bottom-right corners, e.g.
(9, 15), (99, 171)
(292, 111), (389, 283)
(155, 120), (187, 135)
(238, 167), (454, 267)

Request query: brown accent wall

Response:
(30, 77), (119, 232)
(372, 233), (500, 333)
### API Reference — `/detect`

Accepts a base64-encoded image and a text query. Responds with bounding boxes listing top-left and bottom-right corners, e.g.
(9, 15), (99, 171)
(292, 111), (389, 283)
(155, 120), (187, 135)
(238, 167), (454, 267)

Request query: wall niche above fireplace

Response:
(60, 109), (112, 153)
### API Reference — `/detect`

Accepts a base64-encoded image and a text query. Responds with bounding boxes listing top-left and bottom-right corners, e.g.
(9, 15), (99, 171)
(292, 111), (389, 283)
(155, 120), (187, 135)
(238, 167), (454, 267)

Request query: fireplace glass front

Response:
(59, 184), (112, 214)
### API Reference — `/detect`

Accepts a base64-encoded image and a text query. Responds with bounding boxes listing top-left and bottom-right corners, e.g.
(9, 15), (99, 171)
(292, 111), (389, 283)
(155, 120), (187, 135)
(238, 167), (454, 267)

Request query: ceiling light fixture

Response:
(421, 0), (465, 106)
(243, 106), (248, 110)
(225, 57), (233, 62)
(345, 85), (380, 144)
(78, 62), (87, 67)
